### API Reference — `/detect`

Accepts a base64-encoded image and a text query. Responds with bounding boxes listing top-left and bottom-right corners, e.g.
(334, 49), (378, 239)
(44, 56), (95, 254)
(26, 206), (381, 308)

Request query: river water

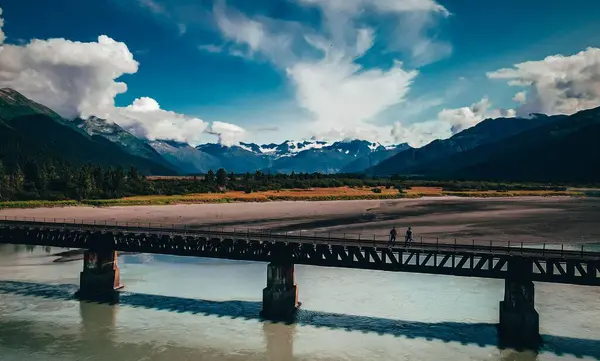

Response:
(0, 244), (598, 361)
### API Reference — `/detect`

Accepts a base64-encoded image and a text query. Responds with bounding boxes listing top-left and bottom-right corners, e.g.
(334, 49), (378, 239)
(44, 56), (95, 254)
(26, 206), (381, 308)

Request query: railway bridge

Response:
(1, 218), (599, 347)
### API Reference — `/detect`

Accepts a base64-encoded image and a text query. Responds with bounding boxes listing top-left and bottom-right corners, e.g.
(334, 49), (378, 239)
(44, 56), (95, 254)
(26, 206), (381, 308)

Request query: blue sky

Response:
(1, 0), (600, 146)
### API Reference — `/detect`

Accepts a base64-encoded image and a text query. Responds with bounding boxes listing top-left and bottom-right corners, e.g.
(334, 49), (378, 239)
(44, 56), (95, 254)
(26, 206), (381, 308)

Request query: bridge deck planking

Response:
(1, 220), (599, 286)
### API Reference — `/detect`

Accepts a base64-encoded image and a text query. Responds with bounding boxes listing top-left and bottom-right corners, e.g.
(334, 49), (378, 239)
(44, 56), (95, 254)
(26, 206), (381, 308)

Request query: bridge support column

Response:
(77, 249), (122, 302)
(499, 258), (540, 348)
(262, 262), (299, 320)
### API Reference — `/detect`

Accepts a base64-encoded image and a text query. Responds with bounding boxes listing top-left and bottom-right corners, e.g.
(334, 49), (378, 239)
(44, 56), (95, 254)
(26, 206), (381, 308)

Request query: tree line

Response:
(0, 158), (569, 203)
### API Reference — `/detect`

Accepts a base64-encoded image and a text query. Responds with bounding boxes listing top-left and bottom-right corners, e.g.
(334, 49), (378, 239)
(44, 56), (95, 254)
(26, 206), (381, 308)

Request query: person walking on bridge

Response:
(389, 226), (397, 247)
(405, 227), (413, 246)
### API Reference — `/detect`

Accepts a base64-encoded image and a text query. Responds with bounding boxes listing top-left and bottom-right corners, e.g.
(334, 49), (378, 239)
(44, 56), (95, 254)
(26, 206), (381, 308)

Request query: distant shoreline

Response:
(0, 186), (587, 210)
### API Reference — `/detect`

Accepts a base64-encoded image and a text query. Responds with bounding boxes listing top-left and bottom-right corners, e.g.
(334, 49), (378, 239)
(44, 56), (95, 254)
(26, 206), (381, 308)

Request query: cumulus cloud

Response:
(487, 47), (600, 116)
(0, 35), (138, 118)
(391, 97), (515, 147)
(0, 8), (245, 146)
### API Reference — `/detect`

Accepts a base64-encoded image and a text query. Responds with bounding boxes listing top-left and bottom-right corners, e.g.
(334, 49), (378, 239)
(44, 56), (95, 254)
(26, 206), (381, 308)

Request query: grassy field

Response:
(0, 186), (585, 209)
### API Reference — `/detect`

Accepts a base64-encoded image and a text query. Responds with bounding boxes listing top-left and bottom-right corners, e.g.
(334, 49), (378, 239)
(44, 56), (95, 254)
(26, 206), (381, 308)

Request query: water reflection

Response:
(264, 321), (296, 361)
(0, 280), (599, 360)
(80, 301), (117, 347)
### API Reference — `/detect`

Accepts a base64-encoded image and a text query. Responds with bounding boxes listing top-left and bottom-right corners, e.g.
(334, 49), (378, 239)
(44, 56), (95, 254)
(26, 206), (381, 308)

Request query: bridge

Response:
(1, 218), (599, 348)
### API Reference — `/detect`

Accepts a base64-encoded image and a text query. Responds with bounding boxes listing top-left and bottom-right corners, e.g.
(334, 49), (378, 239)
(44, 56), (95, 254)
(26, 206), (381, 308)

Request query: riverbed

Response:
(2, 197), (600, 244)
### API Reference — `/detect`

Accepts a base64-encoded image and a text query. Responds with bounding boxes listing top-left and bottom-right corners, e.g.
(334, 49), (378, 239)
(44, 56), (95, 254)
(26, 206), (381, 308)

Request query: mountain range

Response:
(1, 87), (598, 182)
(0, 88), (411, 175)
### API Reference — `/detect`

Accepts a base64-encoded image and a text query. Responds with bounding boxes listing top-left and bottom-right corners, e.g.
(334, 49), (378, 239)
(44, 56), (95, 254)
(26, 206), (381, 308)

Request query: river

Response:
(0, 245), (598, 361)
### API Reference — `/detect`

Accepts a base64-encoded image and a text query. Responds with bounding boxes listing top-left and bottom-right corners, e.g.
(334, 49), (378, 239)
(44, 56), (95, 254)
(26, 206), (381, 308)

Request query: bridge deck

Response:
(1, 219), (599, 286)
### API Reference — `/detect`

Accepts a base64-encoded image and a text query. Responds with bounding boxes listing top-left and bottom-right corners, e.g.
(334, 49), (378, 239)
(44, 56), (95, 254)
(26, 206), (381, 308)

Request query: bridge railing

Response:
(1, 215), (599, 257)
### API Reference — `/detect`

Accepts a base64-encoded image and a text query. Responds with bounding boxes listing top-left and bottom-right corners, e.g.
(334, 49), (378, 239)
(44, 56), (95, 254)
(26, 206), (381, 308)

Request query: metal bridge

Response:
(0, 218), (599, 286)
(1, 217), (599, 346)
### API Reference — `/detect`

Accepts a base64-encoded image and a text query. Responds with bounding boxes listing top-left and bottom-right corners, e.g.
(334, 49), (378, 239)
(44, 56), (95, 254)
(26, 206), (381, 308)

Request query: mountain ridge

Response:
(370, 113), (567, 176)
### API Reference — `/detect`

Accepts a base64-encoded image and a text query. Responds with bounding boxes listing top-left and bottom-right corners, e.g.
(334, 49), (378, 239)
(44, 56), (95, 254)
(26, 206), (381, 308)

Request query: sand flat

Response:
(1, 197), (599, 244)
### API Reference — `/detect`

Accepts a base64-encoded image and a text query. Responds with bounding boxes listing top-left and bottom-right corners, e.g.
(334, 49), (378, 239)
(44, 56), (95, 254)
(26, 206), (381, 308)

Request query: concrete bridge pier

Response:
(76, 233), (122, 302)
(261, 262), (299, 320)
(498, 258), (540, 348)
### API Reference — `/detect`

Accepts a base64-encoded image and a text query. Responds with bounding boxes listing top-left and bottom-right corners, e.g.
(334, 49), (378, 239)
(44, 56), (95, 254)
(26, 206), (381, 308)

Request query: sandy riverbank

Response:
(2, 196), (599, 244)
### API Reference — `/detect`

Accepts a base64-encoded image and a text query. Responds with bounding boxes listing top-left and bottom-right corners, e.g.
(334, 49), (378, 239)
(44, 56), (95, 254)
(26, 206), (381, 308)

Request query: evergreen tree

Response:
(205, 169), (215, 184)
(216, 168), (227, 188)
(243, 172), (252, 193)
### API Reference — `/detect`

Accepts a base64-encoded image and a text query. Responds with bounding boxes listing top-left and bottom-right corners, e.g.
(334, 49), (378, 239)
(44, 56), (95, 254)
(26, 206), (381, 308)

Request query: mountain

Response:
(239, 140), (331, 158)
(73, 116), (174, 170)
(0, 88), (176, 175)
(149, 140), (221, 174)
(415, 106), (600, 182)
(264, 140), (408, 174)
(196, 143), (272, 173)
(370, 114), (567, 176)
(341, 143), (411, 173)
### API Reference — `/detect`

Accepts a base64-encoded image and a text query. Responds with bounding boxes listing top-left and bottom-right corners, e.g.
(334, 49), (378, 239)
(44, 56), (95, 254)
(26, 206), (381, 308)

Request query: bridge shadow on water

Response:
(0, 280), (599, 360)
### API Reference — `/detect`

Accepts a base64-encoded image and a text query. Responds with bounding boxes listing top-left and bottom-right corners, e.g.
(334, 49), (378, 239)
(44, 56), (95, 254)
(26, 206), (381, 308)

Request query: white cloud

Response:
(438, 97), (515, 134)
(297, 0), (448, 14)
(391, 97), (515, 147)
(513, 91), (527, 104)
(212, 1), (443, 142)
(0, 35), (138, 119)
(0, 8), (5, 45)
(288, 58), (417, 138)
(212, 3), (297, 65)
(0, 8), (245, 146)
(487, 47), (600, 116)
(391, 120), (450, 148)
(207, 121), (246, 146)
(297, 0), (451, 66)
(127, 96), (161, 112)
(91, 97), (210, 146)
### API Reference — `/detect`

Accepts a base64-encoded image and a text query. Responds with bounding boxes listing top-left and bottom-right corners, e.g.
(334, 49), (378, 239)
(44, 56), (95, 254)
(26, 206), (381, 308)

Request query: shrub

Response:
(371, 188), (382, 193)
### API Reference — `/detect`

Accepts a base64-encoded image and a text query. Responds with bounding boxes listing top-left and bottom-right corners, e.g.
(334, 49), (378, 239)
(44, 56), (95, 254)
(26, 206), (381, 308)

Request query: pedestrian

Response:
(389, 226), (397, 246)
(405, 227), (413, 246)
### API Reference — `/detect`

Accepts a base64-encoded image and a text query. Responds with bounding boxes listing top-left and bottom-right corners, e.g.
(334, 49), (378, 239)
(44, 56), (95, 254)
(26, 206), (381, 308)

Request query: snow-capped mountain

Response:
(238, 140), (331, 158)
(192, 139), (411, 174)
(261, 140), (411, 174)
(72, 113), (408, 174)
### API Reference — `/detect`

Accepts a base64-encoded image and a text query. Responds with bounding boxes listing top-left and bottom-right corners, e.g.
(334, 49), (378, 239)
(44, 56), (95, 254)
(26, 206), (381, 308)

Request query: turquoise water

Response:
(0, 245), (599, 361)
